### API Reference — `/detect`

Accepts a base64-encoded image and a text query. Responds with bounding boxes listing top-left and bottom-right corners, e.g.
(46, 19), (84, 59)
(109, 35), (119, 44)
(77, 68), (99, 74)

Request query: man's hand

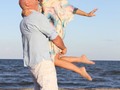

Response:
(55, 48), (67, 59)
(60, 47), (67, 55)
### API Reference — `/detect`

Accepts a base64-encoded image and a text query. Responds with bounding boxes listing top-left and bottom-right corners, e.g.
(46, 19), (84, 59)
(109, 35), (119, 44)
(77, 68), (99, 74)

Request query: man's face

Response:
(29, 0), (39, 8)
(34, 0), (39, 5)
(19, 0), (39, 10)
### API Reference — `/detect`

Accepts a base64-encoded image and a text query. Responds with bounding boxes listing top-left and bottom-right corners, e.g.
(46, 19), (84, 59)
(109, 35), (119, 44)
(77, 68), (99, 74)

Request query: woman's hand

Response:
(87, 8), (98, 17)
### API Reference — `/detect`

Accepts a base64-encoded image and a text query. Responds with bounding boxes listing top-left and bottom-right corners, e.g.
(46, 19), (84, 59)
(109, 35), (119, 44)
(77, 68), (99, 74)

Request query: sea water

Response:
(0, 59), (120, 89)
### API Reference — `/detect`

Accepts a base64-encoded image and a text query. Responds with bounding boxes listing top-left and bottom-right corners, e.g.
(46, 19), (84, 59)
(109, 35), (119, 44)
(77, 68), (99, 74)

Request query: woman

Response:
(38, 0), (97, 81)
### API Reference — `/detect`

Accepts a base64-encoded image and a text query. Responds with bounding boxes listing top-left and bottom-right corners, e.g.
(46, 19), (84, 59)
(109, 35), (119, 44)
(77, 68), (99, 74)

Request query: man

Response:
(19, 0), (67, 90)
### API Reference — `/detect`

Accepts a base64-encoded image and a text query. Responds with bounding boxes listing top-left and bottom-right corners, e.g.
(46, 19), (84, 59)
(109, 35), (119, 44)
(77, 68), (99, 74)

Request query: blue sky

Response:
(0, 0), (120, 60)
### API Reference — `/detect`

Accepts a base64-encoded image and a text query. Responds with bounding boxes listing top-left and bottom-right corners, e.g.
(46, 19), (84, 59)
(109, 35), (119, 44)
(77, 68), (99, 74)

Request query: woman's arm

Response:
(74, 8), (98, 17)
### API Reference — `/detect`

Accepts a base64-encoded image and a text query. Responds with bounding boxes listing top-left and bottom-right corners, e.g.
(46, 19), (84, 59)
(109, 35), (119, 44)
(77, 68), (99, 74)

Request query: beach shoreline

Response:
(0, 88), (120, 90)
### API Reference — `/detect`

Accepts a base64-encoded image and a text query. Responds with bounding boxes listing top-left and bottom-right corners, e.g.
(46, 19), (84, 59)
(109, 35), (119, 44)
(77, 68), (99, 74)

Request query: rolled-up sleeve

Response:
(49, 30), (58, 40)
(37, 14), (58, 40)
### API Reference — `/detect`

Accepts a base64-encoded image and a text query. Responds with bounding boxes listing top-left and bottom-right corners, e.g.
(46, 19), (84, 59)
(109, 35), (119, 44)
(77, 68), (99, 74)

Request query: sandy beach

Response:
(0, 88), (120, 90)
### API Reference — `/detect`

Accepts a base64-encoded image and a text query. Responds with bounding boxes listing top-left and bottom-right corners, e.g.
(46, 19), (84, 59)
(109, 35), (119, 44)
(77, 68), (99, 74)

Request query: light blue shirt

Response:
(20, 10), (58, 67)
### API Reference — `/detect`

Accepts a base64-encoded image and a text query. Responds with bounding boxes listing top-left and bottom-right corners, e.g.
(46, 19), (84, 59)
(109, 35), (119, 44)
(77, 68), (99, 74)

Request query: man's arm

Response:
(52, 35), (67, 55)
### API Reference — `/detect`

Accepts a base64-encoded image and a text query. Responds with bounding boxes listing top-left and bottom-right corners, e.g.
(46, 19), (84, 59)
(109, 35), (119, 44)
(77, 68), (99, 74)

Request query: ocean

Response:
(0, 59), (120, 89)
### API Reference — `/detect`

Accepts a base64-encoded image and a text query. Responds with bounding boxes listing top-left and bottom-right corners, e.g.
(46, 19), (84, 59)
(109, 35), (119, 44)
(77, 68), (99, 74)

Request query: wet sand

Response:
(0, 88), (120, 90)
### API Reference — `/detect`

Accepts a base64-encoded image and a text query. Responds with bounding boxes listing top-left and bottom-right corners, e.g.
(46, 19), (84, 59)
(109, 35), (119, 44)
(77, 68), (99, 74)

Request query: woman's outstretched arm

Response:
(74, 8), (98, 17)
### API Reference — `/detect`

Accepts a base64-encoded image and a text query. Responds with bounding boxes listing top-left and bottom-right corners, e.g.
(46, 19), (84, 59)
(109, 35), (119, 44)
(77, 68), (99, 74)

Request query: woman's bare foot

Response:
(79, 55), (95, 65)
(79, 67), (92, 81)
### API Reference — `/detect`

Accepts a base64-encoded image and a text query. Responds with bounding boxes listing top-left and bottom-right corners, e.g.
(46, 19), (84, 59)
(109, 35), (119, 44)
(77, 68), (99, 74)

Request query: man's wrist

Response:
(63, 47), (66, 50)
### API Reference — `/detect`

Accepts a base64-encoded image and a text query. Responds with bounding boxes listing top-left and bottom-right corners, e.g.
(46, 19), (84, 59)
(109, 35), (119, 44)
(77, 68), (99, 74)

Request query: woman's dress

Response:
(39, 0), (75, 59)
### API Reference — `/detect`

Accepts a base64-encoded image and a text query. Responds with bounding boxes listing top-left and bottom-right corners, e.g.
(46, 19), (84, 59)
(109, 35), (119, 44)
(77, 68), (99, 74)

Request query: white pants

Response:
(29, 60), (58, 90)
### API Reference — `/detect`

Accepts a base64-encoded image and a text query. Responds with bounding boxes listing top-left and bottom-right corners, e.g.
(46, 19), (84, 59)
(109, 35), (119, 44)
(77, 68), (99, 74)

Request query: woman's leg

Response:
(54, 54), (92, 81)
(60, 54), (95, 64)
